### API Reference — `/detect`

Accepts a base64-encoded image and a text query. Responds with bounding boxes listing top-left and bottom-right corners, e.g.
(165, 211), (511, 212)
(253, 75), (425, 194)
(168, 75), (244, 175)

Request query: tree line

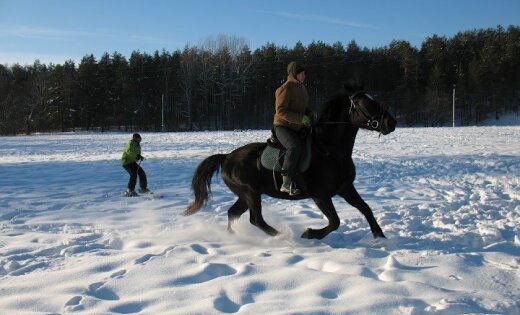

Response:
(1, 25), (519, 135)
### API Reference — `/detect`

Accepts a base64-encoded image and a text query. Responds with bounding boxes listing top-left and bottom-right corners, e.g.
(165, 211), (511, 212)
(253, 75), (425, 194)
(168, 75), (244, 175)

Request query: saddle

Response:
(259, 129), (312, 173)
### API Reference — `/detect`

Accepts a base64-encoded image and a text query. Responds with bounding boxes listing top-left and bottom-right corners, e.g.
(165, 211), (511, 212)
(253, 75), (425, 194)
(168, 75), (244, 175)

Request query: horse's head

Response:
(343, 83), (397, 135)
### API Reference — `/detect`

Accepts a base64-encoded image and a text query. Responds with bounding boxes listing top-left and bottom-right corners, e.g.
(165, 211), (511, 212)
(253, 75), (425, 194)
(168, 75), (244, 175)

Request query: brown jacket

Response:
(273, 76), (309, 130)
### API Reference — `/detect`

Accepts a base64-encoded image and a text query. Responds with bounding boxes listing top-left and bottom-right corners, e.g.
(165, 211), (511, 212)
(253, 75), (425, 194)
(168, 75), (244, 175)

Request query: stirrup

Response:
(280, 182), (301, 196)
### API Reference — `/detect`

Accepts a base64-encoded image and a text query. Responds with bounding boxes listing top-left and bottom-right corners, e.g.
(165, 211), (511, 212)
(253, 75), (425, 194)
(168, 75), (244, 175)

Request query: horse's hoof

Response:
(302, 228), (329, 240)
(267, 229), (279, 237)
(301, 228), (313, 239)
(373, 232), (386, 239)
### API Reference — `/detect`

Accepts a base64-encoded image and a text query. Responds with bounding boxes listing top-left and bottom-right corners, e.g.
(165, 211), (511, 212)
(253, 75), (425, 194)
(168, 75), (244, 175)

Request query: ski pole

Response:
(137, 158), (143, 172)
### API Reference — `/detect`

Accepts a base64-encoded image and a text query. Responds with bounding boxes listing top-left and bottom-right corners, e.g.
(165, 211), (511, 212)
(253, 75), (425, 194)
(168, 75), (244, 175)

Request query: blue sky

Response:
(1, 0), (519, 65)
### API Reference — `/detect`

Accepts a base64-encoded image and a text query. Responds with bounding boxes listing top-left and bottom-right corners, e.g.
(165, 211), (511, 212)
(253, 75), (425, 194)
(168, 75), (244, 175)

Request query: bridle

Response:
(348, 91), (384, 130)
(312, 91), (386, 156)
(311, 91), (388, 156)
(318, 91), (385, 132)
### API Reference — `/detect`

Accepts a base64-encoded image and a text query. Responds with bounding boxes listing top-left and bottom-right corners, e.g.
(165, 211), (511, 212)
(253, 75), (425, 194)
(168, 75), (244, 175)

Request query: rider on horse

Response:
(273, 61), (314, 196)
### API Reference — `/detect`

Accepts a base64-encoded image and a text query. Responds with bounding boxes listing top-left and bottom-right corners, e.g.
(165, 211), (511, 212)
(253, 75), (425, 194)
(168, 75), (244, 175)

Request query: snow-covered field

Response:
(0, 127), (519, 314)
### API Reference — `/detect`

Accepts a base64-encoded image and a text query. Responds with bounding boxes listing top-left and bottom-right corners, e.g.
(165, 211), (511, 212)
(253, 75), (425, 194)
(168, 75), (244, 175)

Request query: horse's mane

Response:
(318, 92), (348, 122)
(318, 80), (363, 121)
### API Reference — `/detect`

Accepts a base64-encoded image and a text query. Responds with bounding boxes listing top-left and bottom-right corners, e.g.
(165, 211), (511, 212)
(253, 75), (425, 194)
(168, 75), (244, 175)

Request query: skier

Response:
(121, 133), (150, 196)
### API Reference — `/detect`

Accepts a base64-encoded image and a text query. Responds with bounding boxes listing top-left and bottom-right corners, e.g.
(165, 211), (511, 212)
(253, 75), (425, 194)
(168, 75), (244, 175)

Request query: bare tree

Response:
(198, 35), (252, 129)
(26, 62), (50, 134)
(179, 46), (199, 130)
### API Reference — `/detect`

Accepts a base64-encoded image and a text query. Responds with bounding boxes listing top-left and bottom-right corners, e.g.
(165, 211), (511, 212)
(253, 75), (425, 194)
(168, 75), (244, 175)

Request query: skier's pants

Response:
(123, 162), (147, 190)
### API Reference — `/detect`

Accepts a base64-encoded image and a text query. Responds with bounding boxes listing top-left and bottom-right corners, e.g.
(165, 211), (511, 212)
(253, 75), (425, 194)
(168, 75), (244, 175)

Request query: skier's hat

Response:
(132, 133), (141, 140)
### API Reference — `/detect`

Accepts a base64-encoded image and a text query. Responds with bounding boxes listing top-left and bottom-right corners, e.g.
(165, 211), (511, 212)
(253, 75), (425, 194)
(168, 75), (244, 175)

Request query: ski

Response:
(140, 193), (164, 199)
(121, 192), (164, 199)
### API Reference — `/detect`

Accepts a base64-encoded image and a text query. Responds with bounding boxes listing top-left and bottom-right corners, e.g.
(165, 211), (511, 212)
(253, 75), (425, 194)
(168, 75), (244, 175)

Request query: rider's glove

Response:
(302, 115), (310, 127)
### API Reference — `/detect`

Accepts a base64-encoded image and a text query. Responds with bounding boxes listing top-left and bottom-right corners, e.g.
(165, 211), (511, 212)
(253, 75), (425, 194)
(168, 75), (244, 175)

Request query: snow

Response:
(0, 126), (519, 314)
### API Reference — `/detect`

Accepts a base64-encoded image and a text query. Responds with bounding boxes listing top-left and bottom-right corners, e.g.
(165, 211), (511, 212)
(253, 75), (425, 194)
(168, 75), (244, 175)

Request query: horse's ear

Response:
(344, 79), (360, 94)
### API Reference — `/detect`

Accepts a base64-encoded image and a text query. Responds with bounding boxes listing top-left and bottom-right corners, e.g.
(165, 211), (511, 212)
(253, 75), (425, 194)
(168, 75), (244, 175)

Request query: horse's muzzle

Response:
(380, 115), (397, 135)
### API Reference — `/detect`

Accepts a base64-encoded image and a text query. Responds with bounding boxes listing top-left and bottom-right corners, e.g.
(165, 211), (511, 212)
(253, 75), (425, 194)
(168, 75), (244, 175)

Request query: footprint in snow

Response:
(110, 269), (127, 279)
(85, 281), (119, 300)
(190, 243), (209, 255)
(213, 291), (241, 314)
(286, 254), (304, 264)
(110, 302), (146, 314)
(63, 296), (83, 312)
(169, 263), (237, 286)
(320, 288), (339, 299)
(213, 282), (266, 313)
(134, 246), (175, 264)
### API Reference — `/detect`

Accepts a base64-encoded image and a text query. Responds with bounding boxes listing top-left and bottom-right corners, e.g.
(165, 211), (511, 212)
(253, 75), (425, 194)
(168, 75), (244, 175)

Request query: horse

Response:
(185, 83), (397, 240)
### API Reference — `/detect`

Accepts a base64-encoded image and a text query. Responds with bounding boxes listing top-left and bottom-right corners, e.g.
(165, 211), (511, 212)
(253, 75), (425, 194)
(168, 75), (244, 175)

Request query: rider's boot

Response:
(280, 175), (301, 196)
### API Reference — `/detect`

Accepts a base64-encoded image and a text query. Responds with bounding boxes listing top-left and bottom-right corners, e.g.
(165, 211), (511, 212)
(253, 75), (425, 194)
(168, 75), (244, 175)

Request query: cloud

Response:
(265, 11), (379, 30)
(0, 52), (82, 66)
(0, 24), (172, 46)
(123, 35), (174, 46)
(0, 25), (98, 41)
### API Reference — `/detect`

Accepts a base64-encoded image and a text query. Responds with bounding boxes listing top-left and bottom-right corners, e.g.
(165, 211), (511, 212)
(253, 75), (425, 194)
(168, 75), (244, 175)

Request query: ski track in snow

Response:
(0, 127), (519, 314)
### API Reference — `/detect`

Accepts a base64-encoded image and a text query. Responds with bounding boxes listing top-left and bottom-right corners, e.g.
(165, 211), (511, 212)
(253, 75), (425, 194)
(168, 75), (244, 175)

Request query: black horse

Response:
(185, 83), (397, 240)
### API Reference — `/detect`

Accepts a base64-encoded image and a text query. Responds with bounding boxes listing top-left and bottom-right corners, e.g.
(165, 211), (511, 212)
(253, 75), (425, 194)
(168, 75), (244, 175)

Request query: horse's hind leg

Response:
(227, 198), (248, 233)
(302, 197), (340, 239)
(244, 193), (279, 236)
(339, 183), (385, 238)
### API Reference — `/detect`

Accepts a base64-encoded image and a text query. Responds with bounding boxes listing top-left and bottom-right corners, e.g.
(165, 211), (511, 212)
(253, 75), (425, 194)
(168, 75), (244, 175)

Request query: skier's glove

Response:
(137, 154), (144, 161)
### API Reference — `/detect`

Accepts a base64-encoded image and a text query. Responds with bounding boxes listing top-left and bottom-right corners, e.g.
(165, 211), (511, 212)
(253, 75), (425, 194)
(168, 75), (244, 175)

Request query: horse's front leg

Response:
(338, 183), (386, 238)
(302, 197), (340, 239)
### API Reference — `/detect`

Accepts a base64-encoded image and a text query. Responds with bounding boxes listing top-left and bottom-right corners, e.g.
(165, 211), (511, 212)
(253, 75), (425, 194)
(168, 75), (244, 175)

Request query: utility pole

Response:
(161, 94), (165, 132)
(452, 85), (456, 127)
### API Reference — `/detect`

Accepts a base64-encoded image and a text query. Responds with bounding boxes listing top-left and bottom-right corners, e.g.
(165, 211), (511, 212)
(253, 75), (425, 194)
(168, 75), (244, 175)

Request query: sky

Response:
(1, 0), (519, 66)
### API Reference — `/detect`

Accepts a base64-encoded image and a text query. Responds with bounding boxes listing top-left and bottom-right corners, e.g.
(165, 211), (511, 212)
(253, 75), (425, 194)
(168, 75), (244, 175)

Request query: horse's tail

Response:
(184, 154), (227, 216)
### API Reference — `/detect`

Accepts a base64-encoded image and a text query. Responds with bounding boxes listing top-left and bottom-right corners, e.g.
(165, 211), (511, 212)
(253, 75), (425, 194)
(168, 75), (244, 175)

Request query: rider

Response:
(273, 61), (313, 195)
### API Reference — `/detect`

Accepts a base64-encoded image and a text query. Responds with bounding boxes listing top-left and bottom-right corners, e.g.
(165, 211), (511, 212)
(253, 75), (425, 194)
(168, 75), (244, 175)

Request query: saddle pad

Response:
(260, 137), (311, 172)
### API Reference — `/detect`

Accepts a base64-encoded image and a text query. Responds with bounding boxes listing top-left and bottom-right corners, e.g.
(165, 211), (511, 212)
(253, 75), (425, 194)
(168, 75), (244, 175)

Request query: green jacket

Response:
(121, 139), (141, 166)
